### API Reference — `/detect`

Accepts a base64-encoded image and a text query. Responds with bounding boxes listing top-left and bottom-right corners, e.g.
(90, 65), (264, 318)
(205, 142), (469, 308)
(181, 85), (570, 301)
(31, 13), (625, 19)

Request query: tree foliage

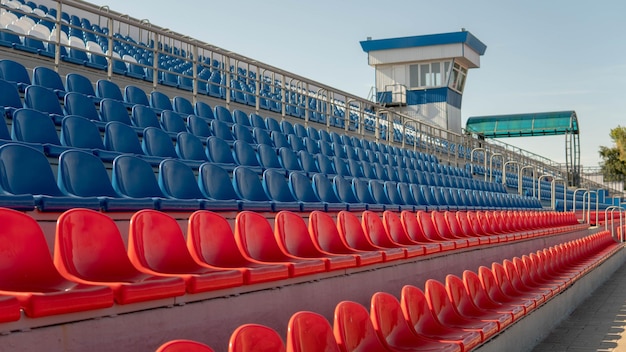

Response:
(599, 126), (626, 182)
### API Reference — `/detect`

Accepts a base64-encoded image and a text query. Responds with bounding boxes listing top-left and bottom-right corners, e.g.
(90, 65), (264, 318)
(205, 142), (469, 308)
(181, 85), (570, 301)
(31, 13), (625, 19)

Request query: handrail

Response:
(550, 178), (566, 211)
(489, 153), (503, 182)
(572, 188), (587, 213)
(520, 165), (536, 197)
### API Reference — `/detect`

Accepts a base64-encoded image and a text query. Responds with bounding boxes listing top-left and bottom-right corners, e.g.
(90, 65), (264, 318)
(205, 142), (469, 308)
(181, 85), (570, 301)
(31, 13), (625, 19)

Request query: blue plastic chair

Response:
(294, 123), (307, 138)
(124, 85), (149, 107)
(211, 119), (235, 144)
(233, 140), (263, 173)
(232, 166), (274, 209)
(32, 66), (67, 98)
(265, 116), (281, 133)
(104, 121), (145, 155)
(23, 85), (64, 123)
(197, 163), (270, 211)
(11, 108), (70, 157)
(157, 159), (206, 209)
(253, 127), (273, 146)
(0, 59), (31, 91)
(0, 79), (23, 118)
(278, 147), (304, 173)
(347, 159), (365, 179)
(249, 113), (266, 130)
(100, 98), (133, 125)
(298, 150), (321, 174)
(161, 111), (188, 134)
(315, 154), (337, 176)
(65, 73), (98, 101)
(194, 101), (215, 120)
(205, 136), (237, 171)
(96, 79), (125, 102)
(271, 131), (290, 150)
(214, 105), (233, 125)
(383, 181), (407, 211)
(172, 96), (194, 115)
(257, 144), (284, 171)
(288, 134), (306, 152)
(64, 92), (100, 122)
(232, 123), (255, 145)
(187, 115), (212, 138)
(141, 127), (178, 159)
(311, 173), (347, 211)
(232, 110), (251, 127)
(149, 91), (172, 111)
(280, 120), (294, 135)
(319, 140), (334, 157)
(369, 179), (398, 212)
(60, 115), (119, 162)
(352, 178), (384, 211)
(176, 132), (209, 162)
(332, 156), (351, 178)
(131, 105), (161, 129)
(262, 168), (301, 211)
(288, 171), (326, 211)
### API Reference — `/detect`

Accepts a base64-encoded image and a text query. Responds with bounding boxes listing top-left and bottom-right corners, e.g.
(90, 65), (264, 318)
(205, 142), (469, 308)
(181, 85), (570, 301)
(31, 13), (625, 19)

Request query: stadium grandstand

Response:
(0, 0), (623, 351)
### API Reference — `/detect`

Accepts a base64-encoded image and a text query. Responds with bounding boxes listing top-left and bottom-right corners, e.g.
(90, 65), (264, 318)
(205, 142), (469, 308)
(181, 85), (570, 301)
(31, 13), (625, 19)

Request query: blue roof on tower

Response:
(360, 31), (487, 55)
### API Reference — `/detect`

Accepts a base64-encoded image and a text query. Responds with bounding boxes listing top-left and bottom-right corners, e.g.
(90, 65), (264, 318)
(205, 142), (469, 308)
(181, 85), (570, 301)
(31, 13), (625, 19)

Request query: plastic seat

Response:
(253, 127), (273, 146)
(198, 163), (271, 211)
(400, 285), (481, 352)
(431, 212), (477, 247)
(333, 176), (367, 211)
(362, 210), (423, 258)
(176, 132), (209, 162)
(286, 311), (341, 352)
(32, 66), (67, 98)
(424, 279), (498, 342)
(280, 147), (305, 173)
(352, 178), (385, 211)
(100, 98), (133, 125)
(417, 211), (466, 249)
(477, 266), (534, 315)
(194, 101), (215, 119)
(211, 119), (235, 144)
(213, 105), (233, 125)
(187, 210), (289, 283)
(128, 210), (243, 293)
(298, 150), (321, 174)
(132, 105), (161, 129)
(65, 73), (98, 101)
(232, 166), (275, 208)
(311, 173), (348, 211)
(162, 111), (188, 134)
(271, 131), (290, 150)
(104, 121), (163, 163)
(54, 208), (186, 304)
(0, 59), (31, 91)
(187, 115), (212, 138)
(275, 211), (357, 271)
(156, 339), (215, 352)
(172, 96), (194, 115)
(462, 270), (525, 322)
(0, 79), (23, 119)
(491, 262), (544, 307)
(229, 324), (286, 352)
(371, 292), (461, 352)
(58, 149), (155, 211)
(337, 211), (405, 262)
(262, 168), (302, 211)
(11, 108), (70, 157)
(288, 171), (326, 211)
(0, 207), (113, 318)
(60, 115), (120, 161)
(233, 123), (255, 145)
(157, 159), (207, 208)
(124, 85), (150, 106)
(64, 91), (101, 123)
(234, 211), (326, 277)
(96, 79), (126, 104)
(204, 136), (236, 171)
(233, 140), (263, 173)
(142, 127), (178, 159)
(381, 211), (439, 254)
(150, 91), (173, 111)
(23, 85), (64, 123)
(112, 154), (200, 211)
(332, 300), (390, 352)
(308, 210), (383, 266)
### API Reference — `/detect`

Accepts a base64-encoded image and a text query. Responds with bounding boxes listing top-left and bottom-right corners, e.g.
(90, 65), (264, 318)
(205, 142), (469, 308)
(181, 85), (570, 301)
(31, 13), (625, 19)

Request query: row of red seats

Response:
(154, 230), (622, 351)
(0, 207), (583, 322)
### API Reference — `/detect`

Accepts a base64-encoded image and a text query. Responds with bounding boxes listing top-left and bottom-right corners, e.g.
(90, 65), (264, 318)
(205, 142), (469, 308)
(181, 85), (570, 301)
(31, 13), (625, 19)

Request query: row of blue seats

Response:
(0, 142), (541, 212)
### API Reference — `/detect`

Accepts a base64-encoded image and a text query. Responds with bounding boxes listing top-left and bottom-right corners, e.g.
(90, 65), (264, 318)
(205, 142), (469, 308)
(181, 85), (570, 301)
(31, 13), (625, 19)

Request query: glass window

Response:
(409, 64), (419, 88)
(420, 64), (430, 86)
(432, 62), (441, 86)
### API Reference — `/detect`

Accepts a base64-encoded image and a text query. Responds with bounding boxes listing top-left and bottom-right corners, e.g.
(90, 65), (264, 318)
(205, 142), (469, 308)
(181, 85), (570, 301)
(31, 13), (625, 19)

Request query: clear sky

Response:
(94, 0), (626, 168)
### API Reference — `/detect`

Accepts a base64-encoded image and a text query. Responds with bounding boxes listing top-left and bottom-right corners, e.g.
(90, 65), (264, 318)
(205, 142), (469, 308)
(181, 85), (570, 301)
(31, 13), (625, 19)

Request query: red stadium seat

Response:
(432, 212), (478, 247)
(187, 210), (290, 284)
(400, 211), (454, 251)
(503, 259), (552, 302)
(462, 270), (525, 322)
(361, 210), (424, 258)
(274, 211), (358, 271)
(229, 324), (286, 352)
(370, 292), (461, 351)
(400, 285), (481, 352)
(333, 300), (389, 351)
(156, 339), (215, 352)
(54, 208), (186, 304)
(491, 262), (544, 308)
(308, 211), (384, 266)
(286, 311), (341, 352)
(449, 211), (491, 245)
(234, 211), (327, 277)
(424, 279), (498, 342)
(477, 266), (534, 314)
(417, 211), (467, 249)
(0, 208), (114, 318)
(128, 209), (244, 293)
(382, 211), (438, 255)
(336, 211), (405, 262)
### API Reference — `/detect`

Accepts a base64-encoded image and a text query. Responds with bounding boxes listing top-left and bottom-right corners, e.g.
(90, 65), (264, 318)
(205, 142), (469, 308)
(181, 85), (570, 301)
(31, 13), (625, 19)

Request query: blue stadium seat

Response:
(172, 96), (194, 115)
(205, 136), (237, 171)
(280, 120), (295, 135)
(334, 175), (366, 211)
(293, 123), (307, 138)
(347, 159), (365, 179)
(396, 183), (421, 211)
(304, 137), (320, 154)
(57, 149), (155, 211)
(60, 115), (119, 161)
(0, 59), (31, 91)
(11, 108), (70, 157)
(271, 131), (290, 149)
(232, 110), (251, 127)
(175, 132), (209, 162)
(197, 163), (270, 211)
(298, 150), (321, 174)
(311, 173), (348, 211)
(288, 134), (306, 152)
(277, 147), (303, 173)
(157, 159), (206, 209)
(331, 156), (351, 178)
(265, 116), (281, 133)
(318, 130), (331, 144)
(233, 140), (263, 173)
(149, 91), (172, 112)
(0, 143), (100, 211)
(232, 166), (275, 210)
(211, 119), (235, 144)
(100, 98), (133, 125)
(96, 79), (128, 106)
(332, 142), (347, 159)
(194, 101), (215, 119)
(104, 122), (162, 165)
(161, 111), (188, 134)
(288, 171), (326, 211)
(32, 66), (67, 98)
(360, 161), (378, 180)
(384, 181), (410, 211)
(369, 179), (401, 212)
(87, 53), (108, 71)
(352, 178), (385, 211)
(249, 113), (266, 130)
(257, 144), (284, 171)
(141, 127), (179, 159)
(253, 127), (273, 146)
(0, 79), (23, 118)
(63, 92), (101, 122)
(315, 154), (337, 176)
(124, 85), (149, 107)
(262, 168), (302, 211)
(112, 154), (199, 211)
(232, 123), (255, 145)
(214, 105), (233, 125)
(319, 140), (334, 157)
(131, 105), (161, 129)
(187, 115), (212, 138)
(345, 146), (358, 160)
(23, 85), (64, 123)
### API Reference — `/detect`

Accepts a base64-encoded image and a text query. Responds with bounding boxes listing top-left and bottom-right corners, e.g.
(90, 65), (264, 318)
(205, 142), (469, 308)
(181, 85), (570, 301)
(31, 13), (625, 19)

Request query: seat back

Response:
(187, 115), (212, 138)
(104, 121), (143, 154)
(233, 123), (255, 144)
(172, 96), (194, 115)
(311, 173), (341, 204)
(194, 101), (215, 119)
(60, 115), (106, 149)
(176, 132), (209, 161)
(298, 150), (320, 174)
(24, 85), (64, 116)
(233, 140), (261, 168)
(111, 154), (163, 198)
(0, 59), (31, 87)
(206, 136), (236, 164)
(271, 131), (290, 149)
(187, 210), (250, 267)
(0, 79), (23, 114)
(197, 163), (240, 201)
(286, 311), (341, 352)
(274, 210), (323, 258)
(32, 66), (64, 92)
(308, 210), (351, 253)
(158, 159), (205, 199)
(57, 149), (119, 197)
(12, 108), (61, 145)
(149, 91), (173, 111)
(382, 210), (416, 246)
(66, 73), (96, 97)
(337, 211), (378, 251)
(131, 105), (161, 128)
(232, 166), (271, 202)
(211, 119), (234, 142)
(228, 324), (286, 352)
(162, 111), (188, 133)
(214, 105), (232, 124)
(124, 85), (149, 106)
(332, 156), (350, 177)
(232, 110), (251, 126)
(156, 339), (215, 352)
(263, 168), (297, 203)
(333, 300), (388, 352)
(362, 210), (397, 248)
(0, 143), (63, 196)
(279, 148), (303, 172)
(142, 127), (177, 158)
(401, 210), (430, 243)
(253, 127), (273, 146)
(100, 98), (132, 124)
(234, 211), (289, 261)
(64, 92), (100, 121)
(289, 172), (321, 203)
(333, 176), (360, 204)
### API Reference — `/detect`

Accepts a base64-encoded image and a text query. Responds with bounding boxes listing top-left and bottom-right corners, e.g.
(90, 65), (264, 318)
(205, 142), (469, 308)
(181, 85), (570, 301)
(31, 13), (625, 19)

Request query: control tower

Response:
(360, 30), (486, 134)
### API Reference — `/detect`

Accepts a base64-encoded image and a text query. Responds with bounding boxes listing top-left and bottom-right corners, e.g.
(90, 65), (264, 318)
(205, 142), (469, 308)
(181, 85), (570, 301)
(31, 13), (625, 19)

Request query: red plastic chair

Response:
(336, 211), (405, 262)
(308, 211), (384, 266)
(156, 339), (215, 352)
(333, 300), (389, 352)
(370, 292), (461, 351)
(417, 211), (467, 249)
(431, 212), (477, 247)
(229, 324), (286, 352)
(382, 211), (438, 255)
(477, 266), (534, 315)
(444, 275), (512, 330)
(503, 259), (551, 302)
(400, 211), (454, 251)
(400, 285), (481, 352)
(187, 210), (290, 284)
(453, 212), (493, 245)
(0, 207), (114, 318)
(361, 210), (423, 258)
(442, 211), (481, 246)
(274, 211), (357, 271)
(54, 208), (186, 305)
(483, 212), (515, 241)
(286, 311), (341, 352)
(462, 270), (524, 322)
(128, 209), (244, 293)
(491, 262), (544, 308)
(234, 211), (326, 277)
(424, 279), (498, 342)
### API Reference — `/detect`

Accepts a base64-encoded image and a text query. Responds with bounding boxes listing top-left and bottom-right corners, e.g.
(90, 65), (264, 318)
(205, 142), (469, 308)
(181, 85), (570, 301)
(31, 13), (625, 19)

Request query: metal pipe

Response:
(489, 153), (503, 182)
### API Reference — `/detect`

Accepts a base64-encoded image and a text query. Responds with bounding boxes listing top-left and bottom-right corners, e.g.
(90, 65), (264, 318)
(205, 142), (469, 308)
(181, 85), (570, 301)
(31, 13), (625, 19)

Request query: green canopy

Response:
(465, 111), (579, 138)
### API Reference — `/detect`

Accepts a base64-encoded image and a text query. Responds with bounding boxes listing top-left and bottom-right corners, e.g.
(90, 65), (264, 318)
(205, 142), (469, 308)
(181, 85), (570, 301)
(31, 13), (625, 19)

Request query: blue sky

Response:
(95, 0), (626, 167)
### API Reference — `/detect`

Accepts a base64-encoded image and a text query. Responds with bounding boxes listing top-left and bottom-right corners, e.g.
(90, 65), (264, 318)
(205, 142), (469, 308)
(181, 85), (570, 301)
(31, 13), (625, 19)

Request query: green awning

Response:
(465, 111), (579, 138)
